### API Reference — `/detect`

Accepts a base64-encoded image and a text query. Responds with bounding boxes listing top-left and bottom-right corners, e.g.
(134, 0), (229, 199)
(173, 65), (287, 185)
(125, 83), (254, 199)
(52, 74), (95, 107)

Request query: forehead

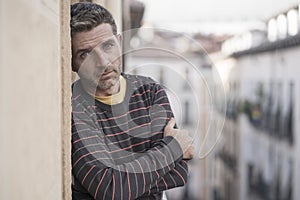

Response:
(72, 23), (115, 50)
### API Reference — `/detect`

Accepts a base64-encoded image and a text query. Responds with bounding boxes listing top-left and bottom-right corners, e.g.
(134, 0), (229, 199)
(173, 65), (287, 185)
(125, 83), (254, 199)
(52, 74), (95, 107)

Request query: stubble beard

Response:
(96, 67), (121, 92)
(97, 76), (118, 91)
(79, 63), (122, 95)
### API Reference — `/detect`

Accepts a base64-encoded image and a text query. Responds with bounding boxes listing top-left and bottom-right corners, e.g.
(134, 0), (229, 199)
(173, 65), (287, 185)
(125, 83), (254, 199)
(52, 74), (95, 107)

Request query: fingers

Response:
(164, 118), (176, 136)
(164, 118), (194, 160)
(166, 118), (176, 129)
(183, 146), (194, 160)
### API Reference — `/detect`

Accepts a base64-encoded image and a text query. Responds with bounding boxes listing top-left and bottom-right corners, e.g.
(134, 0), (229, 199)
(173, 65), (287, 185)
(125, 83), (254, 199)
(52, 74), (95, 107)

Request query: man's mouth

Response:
(100, 70), (113, 80)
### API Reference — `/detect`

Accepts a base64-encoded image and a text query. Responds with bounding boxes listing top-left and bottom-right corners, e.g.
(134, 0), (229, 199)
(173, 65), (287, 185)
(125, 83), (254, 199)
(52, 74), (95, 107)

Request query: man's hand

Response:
(164, 118), (194, 159)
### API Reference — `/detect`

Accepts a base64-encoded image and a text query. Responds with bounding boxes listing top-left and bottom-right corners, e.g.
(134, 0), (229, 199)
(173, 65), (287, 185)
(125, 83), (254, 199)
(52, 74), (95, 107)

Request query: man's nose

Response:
(92, 47), (110, 68)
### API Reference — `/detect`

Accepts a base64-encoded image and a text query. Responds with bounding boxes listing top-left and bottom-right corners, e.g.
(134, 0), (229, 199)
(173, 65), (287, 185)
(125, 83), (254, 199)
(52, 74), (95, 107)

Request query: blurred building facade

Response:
(213, 5), (300, 200)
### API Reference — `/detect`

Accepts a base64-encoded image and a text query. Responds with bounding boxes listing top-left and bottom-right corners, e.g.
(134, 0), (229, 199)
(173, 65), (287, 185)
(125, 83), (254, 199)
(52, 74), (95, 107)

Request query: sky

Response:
(139, 0), (299, 34)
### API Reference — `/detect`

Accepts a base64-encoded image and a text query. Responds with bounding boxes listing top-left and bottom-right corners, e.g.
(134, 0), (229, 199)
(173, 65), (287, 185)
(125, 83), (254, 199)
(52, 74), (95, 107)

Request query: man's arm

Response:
(72, 79), (194, 199)
(148, 82), (194, 160)
(139, 83), (194, 196)
(137, 119), (194, 197)
(139, 160), (189, 197)
(72, 108), (186, 200)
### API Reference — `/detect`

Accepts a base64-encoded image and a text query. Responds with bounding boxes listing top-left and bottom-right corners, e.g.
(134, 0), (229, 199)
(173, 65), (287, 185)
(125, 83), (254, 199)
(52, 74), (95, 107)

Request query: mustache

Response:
(95, 67), (118, 77)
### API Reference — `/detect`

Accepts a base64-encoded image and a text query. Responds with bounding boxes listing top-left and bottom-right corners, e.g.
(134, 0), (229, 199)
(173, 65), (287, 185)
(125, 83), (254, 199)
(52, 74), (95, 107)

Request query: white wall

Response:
(0, 0), (71, 199)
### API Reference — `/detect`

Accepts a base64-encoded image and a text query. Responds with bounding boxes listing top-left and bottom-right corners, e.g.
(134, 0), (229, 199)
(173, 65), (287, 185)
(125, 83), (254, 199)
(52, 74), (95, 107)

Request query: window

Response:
(268, 19), (277, 41)
(287, 9), (298, 36)
(277, 14), (288, 39)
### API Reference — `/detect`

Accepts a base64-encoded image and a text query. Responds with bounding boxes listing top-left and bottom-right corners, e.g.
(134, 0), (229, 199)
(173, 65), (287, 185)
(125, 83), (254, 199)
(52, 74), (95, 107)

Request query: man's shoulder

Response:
(71, 80), (83, 96)
(71, 79), (93, 103)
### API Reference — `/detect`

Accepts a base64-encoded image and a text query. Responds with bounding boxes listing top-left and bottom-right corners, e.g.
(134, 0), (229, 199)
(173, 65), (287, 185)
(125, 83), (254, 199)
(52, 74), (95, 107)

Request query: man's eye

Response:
(80, 51), (90, 59)
(102, 43), (114, 51)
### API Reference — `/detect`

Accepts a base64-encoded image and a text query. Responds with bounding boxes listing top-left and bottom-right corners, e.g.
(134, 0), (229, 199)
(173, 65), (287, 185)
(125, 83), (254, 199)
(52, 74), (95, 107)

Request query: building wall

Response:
(214, 45), (300, 200)
(0, 0), (72, 199)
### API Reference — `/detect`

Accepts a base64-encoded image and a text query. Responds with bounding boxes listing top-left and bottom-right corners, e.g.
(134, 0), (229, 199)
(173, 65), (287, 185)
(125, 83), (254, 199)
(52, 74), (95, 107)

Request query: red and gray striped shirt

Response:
(72, 74), (189, 200)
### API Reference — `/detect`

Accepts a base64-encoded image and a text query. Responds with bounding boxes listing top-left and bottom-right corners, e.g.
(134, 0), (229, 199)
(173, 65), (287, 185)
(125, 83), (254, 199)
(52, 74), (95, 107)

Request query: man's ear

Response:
(116, 34), (122, 46)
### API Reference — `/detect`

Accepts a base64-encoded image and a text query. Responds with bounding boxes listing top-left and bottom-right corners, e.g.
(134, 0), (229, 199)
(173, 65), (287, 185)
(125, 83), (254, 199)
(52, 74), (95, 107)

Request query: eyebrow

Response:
(75, 47), (92, 56)
(100, 38), (117, 47)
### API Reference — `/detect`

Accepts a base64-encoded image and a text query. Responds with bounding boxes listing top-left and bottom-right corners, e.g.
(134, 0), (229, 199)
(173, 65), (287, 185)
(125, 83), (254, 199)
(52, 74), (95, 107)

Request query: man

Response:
(71, 2), (194, 200)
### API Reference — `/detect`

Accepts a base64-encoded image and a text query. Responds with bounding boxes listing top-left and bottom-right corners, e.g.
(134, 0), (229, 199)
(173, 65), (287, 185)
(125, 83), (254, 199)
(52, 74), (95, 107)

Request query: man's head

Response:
(71, 3), (122, 96)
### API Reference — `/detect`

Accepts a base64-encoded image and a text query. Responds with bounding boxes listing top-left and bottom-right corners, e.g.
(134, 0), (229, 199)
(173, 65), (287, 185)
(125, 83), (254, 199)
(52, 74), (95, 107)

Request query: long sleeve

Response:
(71, 76), (189, 199)
(144, 83), (189, 195)
(72, 110), (184, 200)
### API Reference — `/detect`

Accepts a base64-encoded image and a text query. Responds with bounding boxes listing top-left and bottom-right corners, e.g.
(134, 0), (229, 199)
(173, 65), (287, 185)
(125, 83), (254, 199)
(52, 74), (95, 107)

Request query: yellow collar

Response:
(94, 76), (126, 105)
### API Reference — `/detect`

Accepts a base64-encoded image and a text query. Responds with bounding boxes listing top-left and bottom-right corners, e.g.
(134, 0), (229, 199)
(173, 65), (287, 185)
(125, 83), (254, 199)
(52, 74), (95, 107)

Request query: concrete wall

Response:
(0, 0), (71, 199)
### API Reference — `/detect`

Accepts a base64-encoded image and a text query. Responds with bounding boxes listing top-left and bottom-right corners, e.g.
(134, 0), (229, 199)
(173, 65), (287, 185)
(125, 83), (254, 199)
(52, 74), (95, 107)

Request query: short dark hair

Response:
(70, 2), (117, 36)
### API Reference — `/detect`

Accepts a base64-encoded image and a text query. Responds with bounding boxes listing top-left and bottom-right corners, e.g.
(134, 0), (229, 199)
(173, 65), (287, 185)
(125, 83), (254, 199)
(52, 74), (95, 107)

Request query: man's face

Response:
(72, 23), (122, 93)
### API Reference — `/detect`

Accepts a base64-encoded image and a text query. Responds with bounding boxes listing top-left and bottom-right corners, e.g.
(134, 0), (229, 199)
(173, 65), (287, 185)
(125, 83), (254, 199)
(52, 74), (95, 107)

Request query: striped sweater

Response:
(72, 74), (189, 200)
